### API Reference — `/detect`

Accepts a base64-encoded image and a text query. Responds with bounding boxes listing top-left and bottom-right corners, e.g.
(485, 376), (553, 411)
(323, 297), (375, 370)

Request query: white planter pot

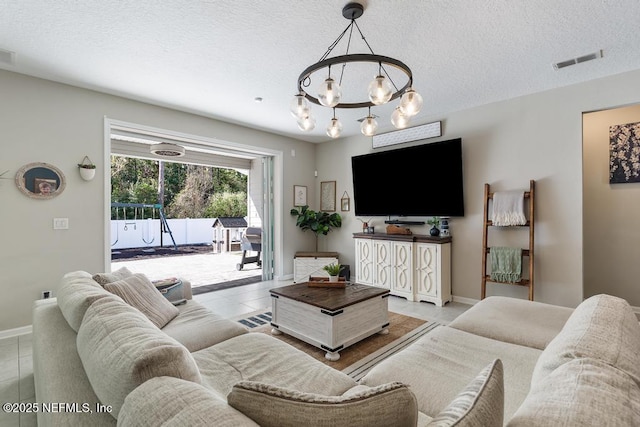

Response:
(79, 167), (96, 181)
(328, 275), (339, 282)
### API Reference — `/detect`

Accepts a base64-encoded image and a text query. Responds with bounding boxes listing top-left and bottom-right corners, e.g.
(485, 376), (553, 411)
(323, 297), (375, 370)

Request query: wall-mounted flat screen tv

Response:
(351, 138), (464, 217)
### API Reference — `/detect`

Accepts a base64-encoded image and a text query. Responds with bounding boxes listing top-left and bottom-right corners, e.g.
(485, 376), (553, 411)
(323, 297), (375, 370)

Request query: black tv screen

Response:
(351, 138), (465, 217)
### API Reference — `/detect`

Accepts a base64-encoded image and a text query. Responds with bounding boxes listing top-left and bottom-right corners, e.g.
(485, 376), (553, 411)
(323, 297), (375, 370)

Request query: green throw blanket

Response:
(490, 247), (522, 283)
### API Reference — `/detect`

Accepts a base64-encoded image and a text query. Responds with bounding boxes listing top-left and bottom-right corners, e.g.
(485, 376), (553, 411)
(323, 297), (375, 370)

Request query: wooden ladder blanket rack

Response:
(481, 180), (535, 300)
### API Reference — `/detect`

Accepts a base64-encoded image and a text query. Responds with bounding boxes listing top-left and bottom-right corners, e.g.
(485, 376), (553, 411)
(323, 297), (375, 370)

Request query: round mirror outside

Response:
(15, 162), (66, 199)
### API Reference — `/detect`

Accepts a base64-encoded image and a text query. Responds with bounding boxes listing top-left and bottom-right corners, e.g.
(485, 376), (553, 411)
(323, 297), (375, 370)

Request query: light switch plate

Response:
(53, 218), (69, 229)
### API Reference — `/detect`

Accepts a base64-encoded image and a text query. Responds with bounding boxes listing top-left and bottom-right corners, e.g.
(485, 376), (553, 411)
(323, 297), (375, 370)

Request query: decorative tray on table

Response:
(307, 276), (348, 288)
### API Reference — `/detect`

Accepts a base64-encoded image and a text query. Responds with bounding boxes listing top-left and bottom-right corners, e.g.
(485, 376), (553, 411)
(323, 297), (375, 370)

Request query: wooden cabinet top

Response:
(294, 251), (339, 258)
(352, 233), (452, 244)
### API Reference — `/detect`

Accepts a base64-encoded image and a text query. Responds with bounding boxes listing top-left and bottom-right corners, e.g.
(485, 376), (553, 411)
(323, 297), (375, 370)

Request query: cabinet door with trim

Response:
(392, 241), (413, 300)
(355, 239), (373, 285)
(373, 240), (392, 289)
(415, 243), (440, 298)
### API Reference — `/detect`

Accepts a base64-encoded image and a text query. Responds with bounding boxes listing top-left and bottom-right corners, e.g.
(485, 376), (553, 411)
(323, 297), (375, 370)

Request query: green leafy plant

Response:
(290, 205), (342, 251)
(323, 263), (342, 276)
(77, 163), (96, 169)
(427, 216), (441, 228)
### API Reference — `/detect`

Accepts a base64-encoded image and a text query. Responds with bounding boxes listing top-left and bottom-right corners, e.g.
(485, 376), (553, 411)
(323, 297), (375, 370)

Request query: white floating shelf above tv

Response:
(372, 121), (442, 149)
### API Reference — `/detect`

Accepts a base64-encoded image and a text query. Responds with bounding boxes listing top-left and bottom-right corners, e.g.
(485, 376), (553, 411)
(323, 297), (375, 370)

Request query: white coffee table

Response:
(269, 282), (390, 361)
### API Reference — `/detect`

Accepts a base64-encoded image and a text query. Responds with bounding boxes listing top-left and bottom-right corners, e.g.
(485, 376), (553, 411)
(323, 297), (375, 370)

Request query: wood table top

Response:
(269, 282), (389, 311)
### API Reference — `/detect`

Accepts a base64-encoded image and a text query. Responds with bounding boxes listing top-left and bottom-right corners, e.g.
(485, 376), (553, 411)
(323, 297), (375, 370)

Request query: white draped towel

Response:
(491, 191), (526, 226)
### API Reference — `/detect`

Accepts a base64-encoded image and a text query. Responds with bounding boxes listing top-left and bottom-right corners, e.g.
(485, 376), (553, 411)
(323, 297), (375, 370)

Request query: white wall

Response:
(0, 69), (315, 330)
(583, 104), (640, 307)
(316, 68), (640, 309)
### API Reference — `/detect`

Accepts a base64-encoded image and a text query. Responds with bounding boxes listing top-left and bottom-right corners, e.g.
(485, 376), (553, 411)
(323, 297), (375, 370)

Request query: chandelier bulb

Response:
(391, 106), (410, 129)
(318, 77), (342, 107)
(326, 117), (343, 138)
(360, 114), (378, 136)
(368, 75), (393, 105)
(399, 88), (423, 117)
(290, 93), (309, 118)
(296, 107), (316, 131)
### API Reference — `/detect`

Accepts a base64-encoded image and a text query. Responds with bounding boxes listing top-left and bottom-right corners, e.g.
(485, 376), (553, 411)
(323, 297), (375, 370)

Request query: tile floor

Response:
(0, 279), (471, 427)
(0, 334), (35, 427)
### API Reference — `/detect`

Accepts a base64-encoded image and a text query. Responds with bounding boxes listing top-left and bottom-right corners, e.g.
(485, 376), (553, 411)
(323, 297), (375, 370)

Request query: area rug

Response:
(234, 310), (442, 379)
(192, 275), (263, 295)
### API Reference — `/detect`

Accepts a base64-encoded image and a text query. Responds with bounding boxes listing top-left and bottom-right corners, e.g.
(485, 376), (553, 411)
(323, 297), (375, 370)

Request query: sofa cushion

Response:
(360, 326), (540, 420)
(92, 266), (133, 285)
(227, 381), (418, 427)
(32, 299), (116, 427)
(508, 358), (640, 426)
(162, 301), (247, 352)
(193, 332), (356, 398)
(104, 273), (179, 328)
(76, 295), (201, 419)
(531, 294), (640, 385)
(56, 270), (113, 332)
(427, 359), (504, 427)
(119, 376), (258, 427)
(449, 296), (573, 350)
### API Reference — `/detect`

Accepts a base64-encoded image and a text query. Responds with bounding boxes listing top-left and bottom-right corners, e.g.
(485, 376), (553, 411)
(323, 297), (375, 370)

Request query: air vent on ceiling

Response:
(150, 143), (185, 157)
(0, 48), (16, 65)
(553, 50), (603, 70)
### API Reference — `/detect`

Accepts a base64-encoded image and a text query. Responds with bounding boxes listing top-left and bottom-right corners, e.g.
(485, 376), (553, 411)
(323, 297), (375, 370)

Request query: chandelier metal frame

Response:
(297, 53), (413, 109)
(292, 2), (423, 137)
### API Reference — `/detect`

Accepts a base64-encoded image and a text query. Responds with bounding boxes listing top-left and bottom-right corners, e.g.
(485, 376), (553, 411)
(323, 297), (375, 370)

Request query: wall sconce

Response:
(78, 156), (96, 181)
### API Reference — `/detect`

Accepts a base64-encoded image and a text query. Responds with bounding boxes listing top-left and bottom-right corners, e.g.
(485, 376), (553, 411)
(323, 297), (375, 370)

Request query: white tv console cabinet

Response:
(353, 233), (452, 306)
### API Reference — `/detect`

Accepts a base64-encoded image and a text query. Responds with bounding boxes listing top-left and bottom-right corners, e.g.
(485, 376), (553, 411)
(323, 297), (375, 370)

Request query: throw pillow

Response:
(509, 358), (640, 426)
(531, 294), (640, 386)
(104, 273), (179, 328)
(427, 359), (504, 427)
(92, 266), (133, 285)
(57, 271), (113, 332)
(227, 381), (418, 427)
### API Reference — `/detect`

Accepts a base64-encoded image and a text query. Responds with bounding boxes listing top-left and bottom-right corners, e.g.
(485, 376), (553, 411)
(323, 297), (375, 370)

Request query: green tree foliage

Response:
(111, 155), (248, 219)
(205, 192), (248, 217)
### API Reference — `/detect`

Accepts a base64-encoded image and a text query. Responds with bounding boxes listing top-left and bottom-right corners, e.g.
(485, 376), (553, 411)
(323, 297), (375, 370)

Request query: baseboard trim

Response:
(631, 305), (640, 315)
(0, 325), (32, 340)
(452, 295), (479, 306)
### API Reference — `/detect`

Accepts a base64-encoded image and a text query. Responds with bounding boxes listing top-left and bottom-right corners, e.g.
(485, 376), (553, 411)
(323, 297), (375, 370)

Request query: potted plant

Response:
(323, 263), (342, 282)
(427, 216), (441, 236)
(78, 156), (97, 181)
(290, 205), (342, 252)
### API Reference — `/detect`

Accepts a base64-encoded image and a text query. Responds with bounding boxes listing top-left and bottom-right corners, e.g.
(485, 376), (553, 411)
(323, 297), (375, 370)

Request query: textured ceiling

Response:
(1, 0), (640, 143)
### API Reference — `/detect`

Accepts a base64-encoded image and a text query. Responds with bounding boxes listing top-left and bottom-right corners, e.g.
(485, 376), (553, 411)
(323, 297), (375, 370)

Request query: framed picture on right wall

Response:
(610, 121), (640, 183)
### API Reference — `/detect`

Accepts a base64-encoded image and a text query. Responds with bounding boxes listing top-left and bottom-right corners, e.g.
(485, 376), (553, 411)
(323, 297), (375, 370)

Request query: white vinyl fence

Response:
(110, 218), (229, 249)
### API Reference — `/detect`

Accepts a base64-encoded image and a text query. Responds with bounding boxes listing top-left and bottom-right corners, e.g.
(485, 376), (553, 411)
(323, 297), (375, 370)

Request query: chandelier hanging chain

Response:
(338, 19), (357, 86)
(352, 19), (401, 93)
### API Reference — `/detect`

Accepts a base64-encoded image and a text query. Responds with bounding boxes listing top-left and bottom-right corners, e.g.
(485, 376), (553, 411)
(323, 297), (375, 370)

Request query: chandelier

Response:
(291, 2), (423, 138)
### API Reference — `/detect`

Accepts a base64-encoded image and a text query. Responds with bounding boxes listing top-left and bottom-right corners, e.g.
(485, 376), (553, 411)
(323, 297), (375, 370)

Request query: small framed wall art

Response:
(293, 185), (307, 206)
(320, 181), (336, 212)
(341, 191), (350, 211)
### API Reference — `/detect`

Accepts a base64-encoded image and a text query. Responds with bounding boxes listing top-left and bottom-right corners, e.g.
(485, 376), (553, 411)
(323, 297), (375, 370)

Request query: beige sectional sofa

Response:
(33, 269), (640, 426)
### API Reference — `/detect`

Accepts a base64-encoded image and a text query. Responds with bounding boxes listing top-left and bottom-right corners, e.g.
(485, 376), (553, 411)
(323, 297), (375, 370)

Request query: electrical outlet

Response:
(53, 218), (69, 229)
(42, 290), (51, 299)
